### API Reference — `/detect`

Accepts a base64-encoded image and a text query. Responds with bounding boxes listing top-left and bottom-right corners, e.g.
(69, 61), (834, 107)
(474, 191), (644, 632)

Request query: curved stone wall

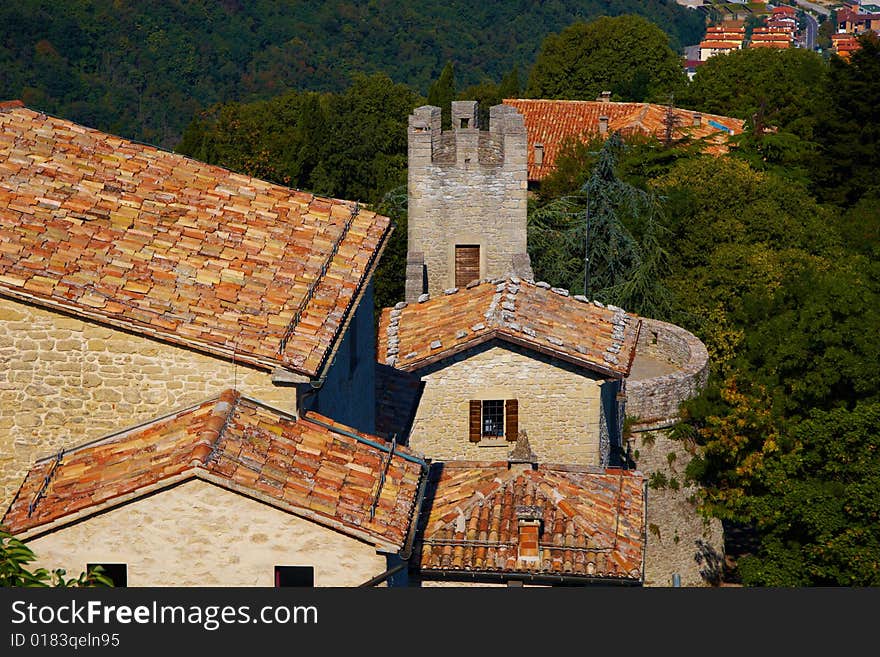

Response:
(626, 318), (710, 430)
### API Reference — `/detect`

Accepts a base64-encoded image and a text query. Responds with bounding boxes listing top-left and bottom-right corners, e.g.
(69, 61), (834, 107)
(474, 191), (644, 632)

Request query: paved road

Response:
(803, 12), (819, 50)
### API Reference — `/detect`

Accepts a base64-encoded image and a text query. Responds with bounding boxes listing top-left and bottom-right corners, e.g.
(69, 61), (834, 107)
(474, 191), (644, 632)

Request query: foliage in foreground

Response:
(1, 527), (113, 587)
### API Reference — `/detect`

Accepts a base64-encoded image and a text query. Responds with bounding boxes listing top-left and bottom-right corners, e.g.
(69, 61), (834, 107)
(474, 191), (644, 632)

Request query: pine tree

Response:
(427, 62), (456, 129)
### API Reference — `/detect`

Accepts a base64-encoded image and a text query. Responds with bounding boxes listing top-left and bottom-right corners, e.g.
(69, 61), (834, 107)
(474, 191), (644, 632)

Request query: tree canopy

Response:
(525, 15), (688, 103)
(0, 0), (705, 147)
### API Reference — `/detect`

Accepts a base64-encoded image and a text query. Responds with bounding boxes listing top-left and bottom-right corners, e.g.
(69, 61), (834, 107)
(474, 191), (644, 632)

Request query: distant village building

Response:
(831, 32), (862, 59)
(0, 100), (389, 509)
(2, 390), (428, 586)
(749, 25), (794, 48)
(698, 23), (746, 60)
(837, 1), (880, 34)
(833, 1), (880, 58)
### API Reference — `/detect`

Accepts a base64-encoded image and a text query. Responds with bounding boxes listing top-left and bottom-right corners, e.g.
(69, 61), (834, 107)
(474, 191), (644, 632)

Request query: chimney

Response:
(533, 143), (544, 166)
(516, 505), (542, 566)
(598, 115), (609, 135)
(692, 112), (702, 127)
(597, 90), (612, 102)
(508, 429), (537, 474)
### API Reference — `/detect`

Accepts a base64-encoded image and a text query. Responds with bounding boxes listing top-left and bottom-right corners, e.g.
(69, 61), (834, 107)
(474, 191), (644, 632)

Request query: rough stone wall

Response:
(626, 318), (709, 430)
(406, 102), (531, 301)
(629, 429), (724, 587)
(408, 342), (606, 465)
(0, 297), (295, 510)
(26, 479), (387, 586)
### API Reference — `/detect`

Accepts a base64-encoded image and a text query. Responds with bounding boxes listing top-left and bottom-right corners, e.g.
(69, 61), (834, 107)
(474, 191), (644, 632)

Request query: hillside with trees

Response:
(0, 0), (704, 148)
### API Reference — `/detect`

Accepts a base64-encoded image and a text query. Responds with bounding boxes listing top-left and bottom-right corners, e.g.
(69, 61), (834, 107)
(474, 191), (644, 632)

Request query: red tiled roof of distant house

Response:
(772, 6), (796, 18)
(504, 99), (745, 181)
(0, 102), (392, 379)
(415, 461), (646, 582)
(378, 278), (641, 379)
(832, 33), (862, 60)
(2, 390), (427, 551)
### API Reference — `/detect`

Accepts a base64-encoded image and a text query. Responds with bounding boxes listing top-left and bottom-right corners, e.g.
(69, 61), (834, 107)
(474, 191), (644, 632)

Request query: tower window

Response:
(460, 118), (470, 128)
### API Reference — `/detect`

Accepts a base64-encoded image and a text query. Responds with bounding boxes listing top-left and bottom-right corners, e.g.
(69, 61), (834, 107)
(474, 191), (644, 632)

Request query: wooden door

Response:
(455, 245), (480, 288)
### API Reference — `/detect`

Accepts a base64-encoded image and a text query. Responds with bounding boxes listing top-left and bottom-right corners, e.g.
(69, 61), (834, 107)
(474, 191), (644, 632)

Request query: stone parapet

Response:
(626, 318), (710, 430)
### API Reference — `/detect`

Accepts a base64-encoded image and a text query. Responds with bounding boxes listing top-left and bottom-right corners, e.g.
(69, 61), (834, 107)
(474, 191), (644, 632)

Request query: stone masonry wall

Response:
(408, 342), (605, 465)
(406, 103), (531, 301)
(629, 429), (724, 587)
(26, 479), (387, 586)
(626, 318), (709, 430)
(0, 297), (294, 510)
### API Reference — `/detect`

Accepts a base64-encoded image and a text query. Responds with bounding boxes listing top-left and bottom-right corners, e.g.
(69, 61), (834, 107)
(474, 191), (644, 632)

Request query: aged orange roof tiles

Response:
(2, 390), (427, 551)
(415, 461), (646, 582)
(0, 103), (392, 378)
(504, 99), (745, 181)
(378, 278), (641, 378)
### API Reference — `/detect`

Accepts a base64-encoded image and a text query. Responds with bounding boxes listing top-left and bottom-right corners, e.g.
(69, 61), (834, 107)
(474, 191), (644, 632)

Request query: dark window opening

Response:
(275, 565), (315, 587)
(460, 118), (469, 128)
(482, 400), (505, 437)
(88, 563), (127, 587)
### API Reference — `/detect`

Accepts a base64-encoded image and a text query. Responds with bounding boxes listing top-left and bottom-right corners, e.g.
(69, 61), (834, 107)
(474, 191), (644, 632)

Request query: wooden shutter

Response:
(469, 400), (482, 442)
(505, 399), (518, 442)
(455, 245), (480, 288)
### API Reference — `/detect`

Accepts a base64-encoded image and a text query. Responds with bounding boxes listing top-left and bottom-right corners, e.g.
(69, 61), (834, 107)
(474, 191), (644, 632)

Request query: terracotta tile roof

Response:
(2, 390), (427, 551)
(378, 278), (641, 378)
(415, 461), (646, 582)
(504, 99), (745, 181)
(0, 103), (392, 378)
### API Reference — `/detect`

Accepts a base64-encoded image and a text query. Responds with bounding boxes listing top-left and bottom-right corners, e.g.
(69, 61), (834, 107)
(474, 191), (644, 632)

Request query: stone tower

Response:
(405, 100), (533, 302)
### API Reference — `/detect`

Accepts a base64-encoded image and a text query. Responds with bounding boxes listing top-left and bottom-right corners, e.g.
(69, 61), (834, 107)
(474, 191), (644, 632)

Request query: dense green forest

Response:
(2, 3), (878, 586)
(0, 0), (704, 147)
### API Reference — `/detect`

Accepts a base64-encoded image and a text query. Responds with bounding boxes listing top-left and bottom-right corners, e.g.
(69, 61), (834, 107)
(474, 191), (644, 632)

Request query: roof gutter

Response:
(417, 568), (642, 587)
(308, 216), (395, 389)
(399, 458), (432, 561)
(357, 562), (407, 588)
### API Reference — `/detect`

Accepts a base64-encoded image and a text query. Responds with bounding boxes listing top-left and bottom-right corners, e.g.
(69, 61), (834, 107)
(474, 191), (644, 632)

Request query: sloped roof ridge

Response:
(190, 388), (241, 467)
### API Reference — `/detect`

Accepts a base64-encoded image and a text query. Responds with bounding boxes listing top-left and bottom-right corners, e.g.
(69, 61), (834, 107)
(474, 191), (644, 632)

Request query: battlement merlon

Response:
(408, 106), (442, 168)
(491, 104), (527, 171)
(408, 102), (526, 169)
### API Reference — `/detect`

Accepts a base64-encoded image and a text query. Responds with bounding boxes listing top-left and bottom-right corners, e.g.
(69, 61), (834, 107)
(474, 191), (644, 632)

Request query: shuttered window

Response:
(505, 399), (518, 442)
(455, 245), (480, 288)
(469, 399), (519, 443)
(469, 400), (482, 442)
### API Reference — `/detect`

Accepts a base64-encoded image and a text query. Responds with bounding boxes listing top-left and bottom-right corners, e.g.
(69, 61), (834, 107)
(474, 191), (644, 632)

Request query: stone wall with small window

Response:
(24, 479), (387, 586)
(0, 297), (293, 510)
(407, 341), (608, 465)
